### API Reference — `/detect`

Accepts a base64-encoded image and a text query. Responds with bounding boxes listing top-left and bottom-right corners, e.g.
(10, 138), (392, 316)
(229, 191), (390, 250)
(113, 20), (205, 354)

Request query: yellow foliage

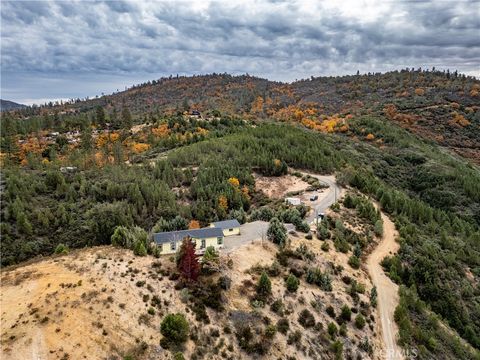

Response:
(96, 132), (120, 148)
(196, 127), (209, 136)
(228, 177), (240, 187)
(131, 142), (150, 154)
(366, 133), (375, 140)
(151, 124), (170, 137)
(470, 89), (479, 97)
(218, 195), (228, 211)
(273, 159), (282, 167)
(450, 112), (470, 127)
(42, 158), (50, 165)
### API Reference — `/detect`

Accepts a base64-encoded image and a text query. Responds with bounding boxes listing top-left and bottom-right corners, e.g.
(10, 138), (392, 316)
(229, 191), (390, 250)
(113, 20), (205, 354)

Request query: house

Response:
(209, 219), (241, 236)
(153, 227), (224, 255)
(285, 197), (301, 206)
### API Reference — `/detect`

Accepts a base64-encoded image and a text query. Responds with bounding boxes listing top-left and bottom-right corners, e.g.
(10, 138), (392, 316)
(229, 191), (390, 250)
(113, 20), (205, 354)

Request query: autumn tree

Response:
(177, 237), (200, 282)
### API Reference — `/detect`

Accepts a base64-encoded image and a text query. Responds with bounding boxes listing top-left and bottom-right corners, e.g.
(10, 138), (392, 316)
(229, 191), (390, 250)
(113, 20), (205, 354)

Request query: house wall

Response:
(222, 227), (240, 236)
(157, 236), (224, 255)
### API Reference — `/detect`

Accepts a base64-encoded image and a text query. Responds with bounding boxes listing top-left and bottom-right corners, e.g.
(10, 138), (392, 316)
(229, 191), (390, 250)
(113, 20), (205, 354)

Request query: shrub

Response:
(298, 309), (315, 328)
(316, 223), (330, 240)
(321, 242), (330, 252)
(277, 318), (289, 334)
(270, 299), (284, 314)
(285, 274), (299, 293)
(218, 275), (232, 290)
(330, 340), (343, 359)
(326, 305), (336, 318)
(160, 313), (189, 346)
(265, 324), (277, 338)
(173, 353), (185, 360)
(295, 221), (310, 233)
(355, 314), (366, 329)
(256, 272), (272, 299)
(348, 255), (360, 269)
(328, 322), (338, 339)
(54, 243), (69, 255)
(287, 330), (302, 345)
(340, 305), (352, 322)
(374, 219), (384, 237)
(134, 241), (147, 256)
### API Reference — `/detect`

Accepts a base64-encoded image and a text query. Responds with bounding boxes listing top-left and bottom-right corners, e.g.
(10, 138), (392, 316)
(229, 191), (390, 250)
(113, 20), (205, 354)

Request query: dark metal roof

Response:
(153, 227), (224, 244)
(211, 219), (241, 229)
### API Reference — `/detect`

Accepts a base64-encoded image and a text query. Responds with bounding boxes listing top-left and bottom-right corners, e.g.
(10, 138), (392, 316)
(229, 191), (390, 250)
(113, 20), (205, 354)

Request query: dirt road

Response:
(366, 211), (404, 360)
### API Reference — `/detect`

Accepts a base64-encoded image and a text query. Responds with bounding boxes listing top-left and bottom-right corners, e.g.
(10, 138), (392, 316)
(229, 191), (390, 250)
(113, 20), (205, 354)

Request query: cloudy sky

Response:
(1, 0), (479, 105)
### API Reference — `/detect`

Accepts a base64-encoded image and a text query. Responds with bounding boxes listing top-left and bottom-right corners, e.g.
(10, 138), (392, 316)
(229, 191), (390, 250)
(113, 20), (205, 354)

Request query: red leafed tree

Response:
(178, 237), (200, 282)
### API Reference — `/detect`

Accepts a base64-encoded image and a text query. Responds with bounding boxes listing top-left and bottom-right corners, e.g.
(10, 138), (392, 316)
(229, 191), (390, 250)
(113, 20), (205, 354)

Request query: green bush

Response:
(328, 322), (338, 339)
(340, 305), (351, 322)
(285, 274), (299, 292)
(298, 309), (315, 328)
(54, 243), (69, 255)
(160, 313), (189, 346)
(355, 314), (366, 329)
(348, 255), (360, 269)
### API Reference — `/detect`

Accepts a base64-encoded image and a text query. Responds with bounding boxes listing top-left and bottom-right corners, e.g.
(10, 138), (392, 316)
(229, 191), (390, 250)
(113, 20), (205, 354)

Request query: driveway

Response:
(224, 173), (341, 252)
(301, 173), (342, 223)
(223, 221), (296, 252)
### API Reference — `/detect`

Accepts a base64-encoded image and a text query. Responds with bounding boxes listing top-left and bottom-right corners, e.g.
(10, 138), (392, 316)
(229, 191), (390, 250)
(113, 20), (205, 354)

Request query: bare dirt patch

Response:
(254, 173), (310, 198)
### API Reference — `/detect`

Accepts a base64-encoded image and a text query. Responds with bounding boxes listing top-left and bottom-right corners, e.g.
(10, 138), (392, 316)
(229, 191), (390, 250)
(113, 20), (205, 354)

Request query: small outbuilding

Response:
(210, 219), (241, 236)
(285, 197), (301, 206)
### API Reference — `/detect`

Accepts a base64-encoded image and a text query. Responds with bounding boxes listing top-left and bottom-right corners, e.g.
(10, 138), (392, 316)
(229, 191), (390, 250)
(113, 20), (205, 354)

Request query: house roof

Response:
(153, 227), (224, 244)
(211, 219), (241, 229)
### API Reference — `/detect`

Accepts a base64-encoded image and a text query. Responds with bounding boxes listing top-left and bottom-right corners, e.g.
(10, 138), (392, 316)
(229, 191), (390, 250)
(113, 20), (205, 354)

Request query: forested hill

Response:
(1, 69), (480, 358)
(7, 69), (480, 163)
(0, 99), (26, 112)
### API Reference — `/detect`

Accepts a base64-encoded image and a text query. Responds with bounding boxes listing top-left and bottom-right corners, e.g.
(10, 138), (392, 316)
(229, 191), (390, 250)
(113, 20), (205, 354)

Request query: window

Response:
(170, 241), (176, 251)
(201, 239), (206, 249)
(217, 236), (223, 245)
(229, 228), (233, 231)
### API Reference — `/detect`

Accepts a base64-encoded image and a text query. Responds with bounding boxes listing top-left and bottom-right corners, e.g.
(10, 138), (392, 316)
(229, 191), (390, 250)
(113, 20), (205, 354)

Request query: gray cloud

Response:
(1, 0), (479, 104)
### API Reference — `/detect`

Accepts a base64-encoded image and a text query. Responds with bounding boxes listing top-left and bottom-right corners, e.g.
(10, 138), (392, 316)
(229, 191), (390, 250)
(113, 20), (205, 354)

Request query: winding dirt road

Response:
(367, 210), (404, 360)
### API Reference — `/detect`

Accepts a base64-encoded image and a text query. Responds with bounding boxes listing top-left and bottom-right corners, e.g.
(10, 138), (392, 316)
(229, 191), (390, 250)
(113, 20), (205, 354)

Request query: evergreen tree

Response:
(96, 106), (106, 127)
(256, 271), (272, 298)
(121, 104), (132, 129)
(267, 217), (287, 247)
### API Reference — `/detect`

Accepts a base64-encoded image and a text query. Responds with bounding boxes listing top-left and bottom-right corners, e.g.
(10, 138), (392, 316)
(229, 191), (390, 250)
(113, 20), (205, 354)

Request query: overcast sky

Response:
(1, 0), (479, 105)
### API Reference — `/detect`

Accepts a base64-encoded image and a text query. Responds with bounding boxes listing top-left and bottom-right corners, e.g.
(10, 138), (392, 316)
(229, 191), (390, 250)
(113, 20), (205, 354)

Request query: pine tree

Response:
(121, 104), (132, 129)
(177, 237), (200, 281)
(96, 106), (106, 127)
(256, 271), (272, 298)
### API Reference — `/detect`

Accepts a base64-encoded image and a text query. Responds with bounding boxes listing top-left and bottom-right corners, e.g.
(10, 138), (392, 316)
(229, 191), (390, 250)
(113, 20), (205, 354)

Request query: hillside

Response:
(0, 100), (26, 112)
(1, 202), (384, 360)
(1, 70), (480, 360)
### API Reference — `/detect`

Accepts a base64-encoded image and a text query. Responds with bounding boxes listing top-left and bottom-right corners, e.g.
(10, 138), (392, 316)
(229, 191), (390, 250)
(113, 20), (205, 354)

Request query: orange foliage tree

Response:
(188, 220), (200, 229)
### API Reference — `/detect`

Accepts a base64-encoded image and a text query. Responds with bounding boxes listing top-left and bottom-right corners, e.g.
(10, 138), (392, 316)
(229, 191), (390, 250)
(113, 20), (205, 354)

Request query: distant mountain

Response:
(0, 99), (27, 112)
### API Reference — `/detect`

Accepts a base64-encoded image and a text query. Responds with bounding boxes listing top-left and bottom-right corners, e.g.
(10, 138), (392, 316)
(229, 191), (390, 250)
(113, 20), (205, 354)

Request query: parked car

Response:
(310, 195), (318, 201)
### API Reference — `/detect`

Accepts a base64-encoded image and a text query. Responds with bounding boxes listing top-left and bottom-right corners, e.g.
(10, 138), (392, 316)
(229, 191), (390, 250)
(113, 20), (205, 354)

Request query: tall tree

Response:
(121, 104), (132, 129)
(177, 237), (200, 281)
(96, 106), (106, 127)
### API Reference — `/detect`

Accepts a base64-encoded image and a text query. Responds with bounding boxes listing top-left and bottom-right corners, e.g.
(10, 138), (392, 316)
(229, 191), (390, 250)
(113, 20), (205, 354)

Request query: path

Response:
(366, 210), (404, 360)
